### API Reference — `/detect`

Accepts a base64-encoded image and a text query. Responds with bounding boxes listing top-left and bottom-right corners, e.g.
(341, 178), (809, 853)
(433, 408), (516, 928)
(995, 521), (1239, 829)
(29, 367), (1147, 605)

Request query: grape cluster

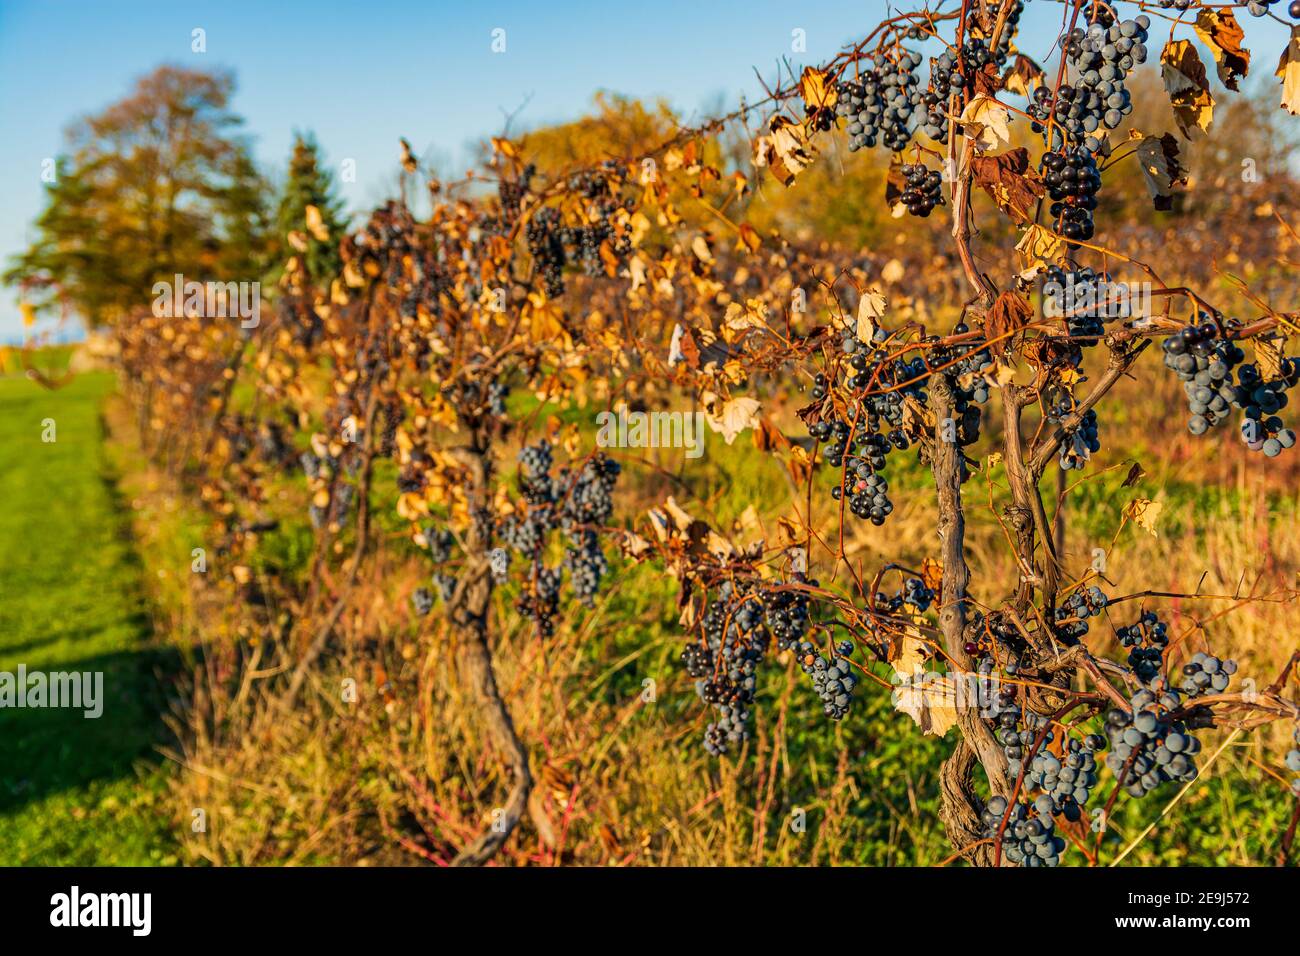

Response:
(1104, 685), (1204, 797)
(497, 163), (535, 222)
(1161, 322), (1243, 435)
(703, 704), (749, 757)
(1246, 0), (1282, 16)
(683, 581), (771, 755)
(1051, 402), (1100, 471)
(525, 207), (567, 297)
(793, 639), (858, 719)
(981, 795), (1066, 867)
(834, 50), (924, 153)
(563, 533), (609, 607)
(922, 48), (965, 143)
(764, 585), (812, 650)
(807, 320), (994, 532)
(1041, 148), (1100, 242)
(501, 441), (622, 634)
(900, 163), (944, 218)
(516, 565), (563, 637)
(1235, 360), (1298, 457)
(1055, 584), (1108, 642)
(411, 587), (434, 617)
(1026, 734), (1106, 821)
(1043, 264), (1115, 340)
(488, 382), (508, 417)
(562, 167), (632, 277)
(880, 576), (935, 615)
(1164, 319), (1300, 451)
(421, 526), (455, 562)
(433, 572), (457, 602)
(995, 698), (1037, 780)
(1116, 610), (1170, 685)
(951, 327), (994, 405)
(1179, 652), (1237, 698)
(1029, 13), (1147, 154)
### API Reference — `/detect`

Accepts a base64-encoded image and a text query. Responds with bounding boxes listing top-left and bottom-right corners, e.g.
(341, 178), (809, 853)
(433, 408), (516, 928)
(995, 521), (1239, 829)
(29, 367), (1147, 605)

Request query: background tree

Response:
(271, 133), (347, 284)
(4, 65), (271, 327)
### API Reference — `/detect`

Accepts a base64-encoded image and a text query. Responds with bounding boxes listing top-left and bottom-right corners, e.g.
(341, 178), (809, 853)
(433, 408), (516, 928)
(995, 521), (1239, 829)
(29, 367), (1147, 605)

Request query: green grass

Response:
(0, 371), (178, 865)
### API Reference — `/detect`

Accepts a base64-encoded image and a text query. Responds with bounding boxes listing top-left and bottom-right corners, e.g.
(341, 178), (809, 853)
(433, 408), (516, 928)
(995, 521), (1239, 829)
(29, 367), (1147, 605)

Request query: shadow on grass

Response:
(0, 644), (182, 812)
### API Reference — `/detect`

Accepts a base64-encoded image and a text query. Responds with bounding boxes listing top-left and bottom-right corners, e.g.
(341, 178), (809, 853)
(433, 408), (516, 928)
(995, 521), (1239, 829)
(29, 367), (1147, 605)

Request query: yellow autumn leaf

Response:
(1278, 26), (1300, 116)
(856, 287), (888, 342)
(799, 66), (837, 112)
(705, 396), (762, 444)
(1015, 223), (1064, 272)
(960, 94), (1011, 152)
(1122, 497), (1163, 537)
(892, 673), (959, 737)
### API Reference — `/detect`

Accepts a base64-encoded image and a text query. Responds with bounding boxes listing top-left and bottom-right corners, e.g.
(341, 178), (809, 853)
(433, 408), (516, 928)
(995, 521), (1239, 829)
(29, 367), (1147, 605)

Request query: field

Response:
(0, 371), (175, 865)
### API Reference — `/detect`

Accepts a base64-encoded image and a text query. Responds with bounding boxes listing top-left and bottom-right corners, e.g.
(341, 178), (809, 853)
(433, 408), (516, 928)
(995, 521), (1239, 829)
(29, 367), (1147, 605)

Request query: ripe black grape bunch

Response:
(495, 440), (622, 637)
(901, 162), (945, 217)
(675, 563), (870, 755)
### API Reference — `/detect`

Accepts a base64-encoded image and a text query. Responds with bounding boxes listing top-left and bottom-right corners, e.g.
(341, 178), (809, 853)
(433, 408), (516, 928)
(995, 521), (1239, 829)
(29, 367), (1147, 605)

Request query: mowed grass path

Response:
(0, 372), (175, 864)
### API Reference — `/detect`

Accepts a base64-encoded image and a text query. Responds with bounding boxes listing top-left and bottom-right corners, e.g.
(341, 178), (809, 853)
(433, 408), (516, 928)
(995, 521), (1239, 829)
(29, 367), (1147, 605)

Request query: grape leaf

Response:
(1133, 133), (1187, 211)
(1194, 9), (1250, 92)
(1278, 26), (1300, 116)
(1002, 53), (1046, 97)
(960, 94), (1011, 152)
(985, 290), (1034, 358)
(971, 147), (1045, 222)
(1161, 40), (1215, 138)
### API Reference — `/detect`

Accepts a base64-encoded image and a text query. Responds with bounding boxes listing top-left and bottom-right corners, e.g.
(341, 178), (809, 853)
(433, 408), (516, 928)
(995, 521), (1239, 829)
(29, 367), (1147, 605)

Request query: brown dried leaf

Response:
(1161, 40), (1215, 138)
(753, 417), (790, 453)
(1133, 133), (1188, 212)
(971, 147), (1044, 222)
(1194, 8), (1250, 91)
(1121, 462), (1147, 489)
(1002, 53), (1046, 97)
(984, 290), (1034, 358)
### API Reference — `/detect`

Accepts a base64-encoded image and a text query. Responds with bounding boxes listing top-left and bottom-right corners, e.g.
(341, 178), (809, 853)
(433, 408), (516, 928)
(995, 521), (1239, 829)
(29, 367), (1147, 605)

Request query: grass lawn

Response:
(0, 371), (177, 865)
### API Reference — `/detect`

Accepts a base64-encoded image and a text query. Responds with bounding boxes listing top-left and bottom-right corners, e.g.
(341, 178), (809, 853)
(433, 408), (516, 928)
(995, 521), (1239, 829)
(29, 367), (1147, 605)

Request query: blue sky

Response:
(1, 0), (1294, 342)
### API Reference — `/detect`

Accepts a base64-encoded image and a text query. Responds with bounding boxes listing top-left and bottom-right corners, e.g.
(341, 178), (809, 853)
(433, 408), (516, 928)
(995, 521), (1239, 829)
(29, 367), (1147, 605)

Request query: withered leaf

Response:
(970, 147), (1044, 222)
(1121, 462), (1146, 488)
(753, 417), (790, 454)
(1194, 9), (1250, 91)
(1133, 133), (1188, 211)
(1278, 26), (1300, 116)
(1002, 53), (1046, 97)
(984, 290), (1034, 358)
(1161, 40), (1215, 138)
